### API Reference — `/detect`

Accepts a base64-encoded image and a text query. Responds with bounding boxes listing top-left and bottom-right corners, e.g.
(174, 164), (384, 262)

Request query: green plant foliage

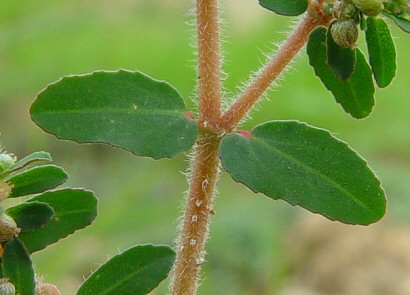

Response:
(385, 13), (410, 32)
(327, 24), (356, 81)
(77, 245), (175, 295)
(18, 189), (97, 253)
(31, 70), (198, 160)
(259, 0), (308, 16)
(307, 27), (375, 119)
(7, 151), (52, 173)
(6, 202), (55, 232)
(366, 17), (397, 88)
(2, 238), (35, 295)
(219, 121), (386, 225)
(6, 165), (68, 198)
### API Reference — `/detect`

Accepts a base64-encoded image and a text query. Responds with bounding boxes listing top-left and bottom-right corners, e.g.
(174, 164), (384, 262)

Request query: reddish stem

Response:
(219, 15), (322, 131)
(170, 132), (220, 295)
(197, 0), (222, 125)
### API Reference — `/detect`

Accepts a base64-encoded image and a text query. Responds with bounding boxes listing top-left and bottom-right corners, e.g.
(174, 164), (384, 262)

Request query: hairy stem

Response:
(219, 15), (321, 131)
(170, 131), (221, 295)
(197, 0), (222, 125)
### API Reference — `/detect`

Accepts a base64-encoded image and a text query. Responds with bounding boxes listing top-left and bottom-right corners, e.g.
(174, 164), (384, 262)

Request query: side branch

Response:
(197, 0), (222, 124)
(219, 16), (321, 131)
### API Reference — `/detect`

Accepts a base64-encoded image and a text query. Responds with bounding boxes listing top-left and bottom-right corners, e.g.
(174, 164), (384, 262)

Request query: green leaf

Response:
(359, 12), (368, 31)
(307, 27), (375, 119)
(18, 189), (97, 253)
(219, 121), (386, 225)
(31, 70), (198, 160)
(8, 151), (52, 172)
(2, 238), (35, 295)
(259, 0), (308, 16)
(7, 165), (68, 198)
(77, 245), (175, 295)
(366, 17), (397, 88)
(384, 13), (410, 33)
(6, 202), (55, 232)
(327, 24), (356, 81)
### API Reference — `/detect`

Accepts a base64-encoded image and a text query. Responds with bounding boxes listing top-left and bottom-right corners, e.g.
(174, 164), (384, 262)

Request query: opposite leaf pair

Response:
(31, 70), (386, 226)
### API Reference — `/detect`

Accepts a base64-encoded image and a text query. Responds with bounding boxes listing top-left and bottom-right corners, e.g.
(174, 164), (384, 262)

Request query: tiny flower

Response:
(353, 0), (384, 16)
(0, 180), (13, 202)
(0, 214), (20, 242)
(331, 19), (359, 48)
(0, 279), (15, 295)
(0, 151), (16, 173)
(35, 282), (61, 295)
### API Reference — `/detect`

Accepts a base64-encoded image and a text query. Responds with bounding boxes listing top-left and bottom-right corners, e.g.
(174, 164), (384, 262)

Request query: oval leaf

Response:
(31, 70), (198, 159)
(384, 13), (410, 33)
(366, 17), (397, 88)
(6, 165), (68, 198)
(259, 0), (308, 16)
(2, 238), (35, 295)
(77, 245), (175, 295)
(307, 27), (375, 119)
(8, 151), (52, 172)
(219, 121), (386, 225)
(18, 189), (97, 253)
(6, 202), (55, 232)
(327, 24), (356, 81)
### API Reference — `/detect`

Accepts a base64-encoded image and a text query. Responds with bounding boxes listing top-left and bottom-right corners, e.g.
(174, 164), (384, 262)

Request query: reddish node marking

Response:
(184, 111), (196, 121)
(234, 130), (252, 138)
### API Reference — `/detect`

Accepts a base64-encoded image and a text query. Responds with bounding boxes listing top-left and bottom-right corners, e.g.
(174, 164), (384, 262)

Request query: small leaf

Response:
(7, 165), (68, 198)
(2, 238), (35, 295)
(219, 121), (386, 225)
(77, 245), (175, 295)
(307, 27), (375, 119)
(384, 13), (410, 33)
(6, 202), (55, 232)
(366, 17), (397, 88)
(31, 70), (198, 160)
(18, 189), (97, 253)
(8, 151), (52, 172)
(327, 24), (356, 81)
(259, 0), (308, 16)
(359, 12), (367, 31)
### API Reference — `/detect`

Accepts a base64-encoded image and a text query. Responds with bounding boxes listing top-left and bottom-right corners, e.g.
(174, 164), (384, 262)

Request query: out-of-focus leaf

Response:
(18, 189), (97, 253)
(77, 245), (175, 295)
(8, 151), (52, 172)
(2, 238), (35, 295)
(259, 0), (308, 16)
(6, 202), (55, 232)
(7, 165), (68, 198)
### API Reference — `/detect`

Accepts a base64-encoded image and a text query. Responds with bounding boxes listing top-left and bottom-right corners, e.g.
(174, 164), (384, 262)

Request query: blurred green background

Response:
(1, 1), (409, 294)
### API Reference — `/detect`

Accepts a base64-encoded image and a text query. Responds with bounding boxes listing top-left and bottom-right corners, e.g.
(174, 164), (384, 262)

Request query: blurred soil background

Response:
(0, 1), (410, 294)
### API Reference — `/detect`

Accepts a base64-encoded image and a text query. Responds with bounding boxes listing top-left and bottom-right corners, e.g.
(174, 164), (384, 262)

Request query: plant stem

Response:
(219, 15), (321, 131)
(170, 131), (221, 295)
(170, 1), (222, 294)
(196, 0), (222, 126)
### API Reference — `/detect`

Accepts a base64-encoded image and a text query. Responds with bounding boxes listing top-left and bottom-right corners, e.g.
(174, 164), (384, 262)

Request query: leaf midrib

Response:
(252, 135), (372, 213)
(35, 108), (185, 117)
(91, 254), (171, 295)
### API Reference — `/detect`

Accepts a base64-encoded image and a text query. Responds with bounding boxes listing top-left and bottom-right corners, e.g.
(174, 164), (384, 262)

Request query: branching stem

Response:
(170, 1), (331, 295)
(219, 6), (331, 131)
